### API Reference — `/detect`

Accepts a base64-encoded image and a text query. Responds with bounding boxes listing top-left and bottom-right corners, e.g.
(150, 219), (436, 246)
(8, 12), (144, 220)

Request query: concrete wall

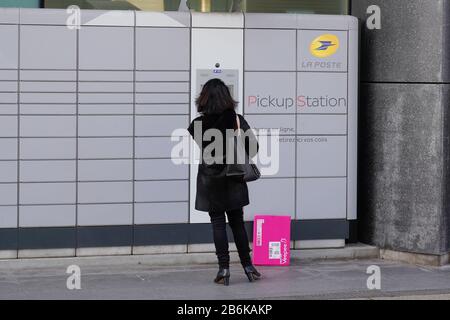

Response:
(352, 0), (450, 255)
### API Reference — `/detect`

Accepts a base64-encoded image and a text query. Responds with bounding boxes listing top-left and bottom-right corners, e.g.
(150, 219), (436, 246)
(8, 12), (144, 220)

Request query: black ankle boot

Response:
(214, 268), (230, 286)
(244, 265), (261, 282)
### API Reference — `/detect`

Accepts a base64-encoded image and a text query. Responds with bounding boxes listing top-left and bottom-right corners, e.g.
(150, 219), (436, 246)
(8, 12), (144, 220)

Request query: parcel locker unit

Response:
(0, 8), (357, 258)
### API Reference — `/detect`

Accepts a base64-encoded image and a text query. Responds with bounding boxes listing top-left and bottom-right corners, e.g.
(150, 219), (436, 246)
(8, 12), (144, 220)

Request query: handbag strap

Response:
(236, 115), (241, 136)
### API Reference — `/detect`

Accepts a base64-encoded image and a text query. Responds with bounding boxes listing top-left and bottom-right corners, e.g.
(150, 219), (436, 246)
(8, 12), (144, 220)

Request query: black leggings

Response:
(208, 208), (252, 269)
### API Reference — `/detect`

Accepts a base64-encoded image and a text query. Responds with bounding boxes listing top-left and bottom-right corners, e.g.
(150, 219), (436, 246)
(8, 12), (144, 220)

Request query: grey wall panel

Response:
(20, 160), (76, 182)
(135, 93), (189, 104)
(136, 11), (191, 27)
(78, 93), (133, 104)
(0, 228), (17, 250)
(20, 82), (77, 92)
(0, 93), (17, 104)
(297, 136), (347, 177)
(80, 10), (134, 27)
(0, 138), (17, 160)
(20, 138), (76, 159)
(245, 29), (296, 71)
(134, 224), (189, 246)
(135, 115), (189, 136)
(78, 71), (133, 82)
(298, 115), (347, 135)
(0, 70), (17, 81)
(244, 115), (296, 136)
(297, 178), (346, 220)
(135, 82), (189, 93)
(20, 104), (76, 115)
(77, 204), (132, 226)
(297, 14), (355, 30)
(0, 105), (17, 115)
(78, 138), (133, 159)
(135, 104), (189, 115)
(78, 104), (133, 115)
(136, 71), (189, 82)
(135, 159), (188, 180)
(244, 72), (296, 114)
(78, 182), (133, 203)
(135, 137), (180, 158)
(0, 81), (18, 92)
(297, 30), (348, 72)
(79, 27), (134, 70)
(78, 160), (133, 181)
(256, 139), (295, 178)
(0, 184), (17, 206)
(0, 25), (18, 69)
(293, 219), (349, 241)
(191, 12), (243, 28)
(0, 8), (19, 24)
(20, 116), (76, 137)
(244, 13), (296, 29)
(20, 183), (75, 205)
(135, 180), (188, 202)
(134, 202), (188, 224)
(18, 227), (77, 251)
(0, 116), (17, 136)
(0, 206), (17, 228)
(20, 93), (76, 104)
(20, 70), (76, 81)
(245, 178), (295, 221)
(78, 116), (133, 137)
(18, 227), (75, 250)
(136, 28), (190, 71)
(19, 205), (75, 227)
(20, 8), (69, 25)
(20, 26), (76, 70)
(0, 162), (17, 182)
(78, 82), (133, 93)
(77, 225), (131, 248)
(297, 72), (347, 114)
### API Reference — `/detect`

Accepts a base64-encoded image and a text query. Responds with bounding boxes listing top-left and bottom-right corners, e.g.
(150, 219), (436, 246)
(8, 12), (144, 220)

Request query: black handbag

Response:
(225, 116), (261, 182)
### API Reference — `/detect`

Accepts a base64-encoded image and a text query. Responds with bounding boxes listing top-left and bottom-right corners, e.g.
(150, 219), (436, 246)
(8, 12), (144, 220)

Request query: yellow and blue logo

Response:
(309, 34), (340, 58)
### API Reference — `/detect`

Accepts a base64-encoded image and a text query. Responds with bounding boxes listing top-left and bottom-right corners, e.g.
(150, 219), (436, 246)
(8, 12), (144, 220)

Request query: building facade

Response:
(0, 0), (449, 264)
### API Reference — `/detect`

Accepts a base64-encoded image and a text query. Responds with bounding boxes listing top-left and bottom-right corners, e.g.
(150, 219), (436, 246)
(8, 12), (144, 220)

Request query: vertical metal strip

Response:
(242, 14), (245, 150)
(295, 28), (298, 224)
(131, 11), (136, 254)
(16, 17), (21, 258)
(346, 29), (349, 222)
(75, 18), (80, 256)
(188, 12), (192, 227)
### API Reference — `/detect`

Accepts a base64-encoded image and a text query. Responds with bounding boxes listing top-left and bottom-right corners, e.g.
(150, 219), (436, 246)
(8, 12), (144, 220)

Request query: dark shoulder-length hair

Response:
(196, 78), (237, 115)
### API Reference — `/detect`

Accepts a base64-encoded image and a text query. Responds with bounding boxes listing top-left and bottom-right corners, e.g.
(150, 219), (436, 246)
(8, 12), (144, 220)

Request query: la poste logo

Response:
(309, 34), (340, 58)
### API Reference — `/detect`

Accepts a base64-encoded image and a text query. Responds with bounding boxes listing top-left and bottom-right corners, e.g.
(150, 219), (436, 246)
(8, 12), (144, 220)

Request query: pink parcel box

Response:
(252, 215), (291, 266)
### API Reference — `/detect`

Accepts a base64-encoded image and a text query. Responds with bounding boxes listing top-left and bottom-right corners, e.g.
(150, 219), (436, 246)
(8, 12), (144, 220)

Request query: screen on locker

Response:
(196, 69), (239, 102)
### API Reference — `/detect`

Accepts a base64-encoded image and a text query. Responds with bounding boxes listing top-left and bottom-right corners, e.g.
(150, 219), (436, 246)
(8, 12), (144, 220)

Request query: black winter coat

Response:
(188, 109), (259, 212)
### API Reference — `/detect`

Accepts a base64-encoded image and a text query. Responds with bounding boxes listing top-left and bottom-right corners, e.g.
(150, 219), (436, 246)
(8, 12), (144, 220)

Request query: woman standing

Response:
(188, 78), (261, 286)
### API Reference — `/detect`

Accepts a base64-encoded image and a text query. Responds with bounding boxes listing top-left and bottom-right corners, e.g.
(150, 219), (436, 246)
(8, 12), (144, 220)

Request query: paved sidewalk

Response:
(0, 256), (450, 299)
